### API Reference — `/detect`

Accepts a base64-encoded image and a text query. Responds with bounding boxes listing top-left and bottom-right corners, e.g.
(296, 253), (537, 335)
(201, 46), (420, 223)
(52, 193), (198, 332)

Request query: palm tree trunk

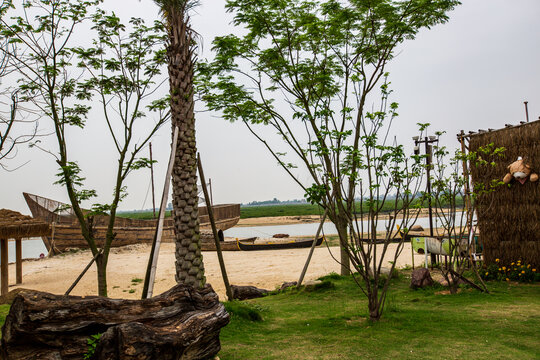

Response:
(166, 8), (205, 289)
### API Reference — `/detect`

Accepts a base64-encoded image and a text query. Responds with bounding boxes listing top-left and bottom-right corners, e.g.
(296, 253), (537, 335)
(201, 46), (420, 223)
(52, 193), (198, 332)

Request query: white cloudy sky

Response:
(1, 0), (539, 214)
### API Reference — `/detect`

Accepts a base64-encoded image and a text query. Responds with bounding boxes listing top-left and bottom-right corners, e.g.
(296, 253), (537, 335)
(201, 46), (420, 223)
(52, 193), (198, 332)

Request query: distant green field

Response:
(240, 203), (323, 218)
(119, 197), (463, 220)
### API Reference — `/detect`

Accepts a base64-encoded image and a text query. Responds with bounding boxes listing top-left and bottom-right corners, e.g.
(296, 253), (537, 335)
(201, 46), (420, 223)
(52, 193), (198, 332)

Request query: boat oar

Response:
(198, 154), (233, 301)
(297, 208), (328, 287)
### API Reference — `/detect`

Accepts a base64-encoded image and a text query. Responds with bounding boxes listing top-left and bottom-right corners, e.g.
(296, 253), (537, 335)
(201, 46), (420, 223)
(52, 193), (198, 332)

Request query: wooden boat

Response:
(23, 192), (240, 254)
(200, 237), (256, 251)
(236, 237), (324, 251)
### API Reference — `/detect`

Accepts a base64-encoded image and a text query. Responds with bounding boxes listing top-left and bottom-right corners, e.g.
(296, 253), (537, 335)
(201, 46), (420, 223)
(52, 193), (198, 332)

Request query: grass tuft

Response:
(318, 272), (344, 281)
(224, 301), (264, 322)
(303, 279), (335, 292)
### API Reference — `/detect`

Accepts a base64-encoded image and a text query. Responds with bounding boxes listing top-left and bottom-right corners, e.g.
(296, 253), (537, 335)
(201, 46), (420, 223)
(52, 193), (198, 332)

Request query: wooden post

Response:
(459, 131), (475, 266)
(16, 238), (22, 284)
(198, 154), (233, 301)
(142, 126), (179, 299)
(411, 237), (415, 270)
(149, 142), (156, 219)
(297, 209), (328, 287)
(459, 131), (472, 214)
(1, 238), (8, 296)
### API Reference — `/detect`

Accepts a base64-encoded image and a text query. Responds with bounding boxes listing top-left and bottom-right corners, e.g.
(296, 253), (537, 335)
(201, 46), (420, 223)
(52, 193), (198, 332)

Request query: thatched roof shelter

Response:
(464, 120), (539, 267)
(0, 209), (50, 239)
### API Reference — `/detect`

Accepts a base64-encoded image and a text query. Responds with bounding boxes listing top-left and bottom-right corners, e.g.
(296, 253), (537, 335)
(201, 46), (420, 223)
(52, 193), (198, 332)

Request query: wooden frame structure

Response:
(0, 209), (50, 295)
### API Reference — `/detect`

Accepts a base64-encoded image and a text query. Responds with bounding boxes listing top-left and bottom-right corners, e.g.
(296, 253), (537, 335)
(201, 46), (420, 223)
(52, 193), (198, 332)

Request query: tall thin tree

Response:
(153, 0), (205, 288)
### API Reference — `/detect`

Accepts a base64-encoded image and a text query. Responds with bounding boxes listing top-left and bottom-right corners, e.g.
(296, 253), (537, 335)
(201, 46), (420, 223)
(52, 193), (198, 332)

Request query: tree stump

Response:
(230, 285), (269, 300)
(1, 284), (229, 360)
(410, 268), (434, 289)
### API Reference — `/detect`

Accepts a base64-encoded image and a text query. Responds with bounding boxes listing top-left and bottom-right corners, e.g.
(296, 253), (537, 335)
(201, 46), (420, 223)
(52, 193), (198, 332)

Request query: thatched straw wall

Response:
(468, 120), (540, 267)
(0, 209), (50, 239)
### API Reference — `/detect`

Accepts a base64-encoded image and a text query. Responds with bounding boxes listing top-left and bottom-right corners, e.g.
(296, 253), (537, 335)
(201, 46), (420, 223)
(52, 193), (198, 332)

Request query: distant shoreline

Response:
(237, 208), (432, 227)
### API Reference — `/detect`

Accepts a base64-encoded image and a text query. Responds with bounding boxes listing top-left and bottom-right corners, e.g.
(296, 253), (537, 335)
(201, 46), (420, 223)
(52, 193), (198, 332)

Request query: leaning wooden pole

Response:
(197, 154), (233, 301)
(142, 126), (179, 299)
(65, 249), (103, 296)
(297, 209), (328, 287)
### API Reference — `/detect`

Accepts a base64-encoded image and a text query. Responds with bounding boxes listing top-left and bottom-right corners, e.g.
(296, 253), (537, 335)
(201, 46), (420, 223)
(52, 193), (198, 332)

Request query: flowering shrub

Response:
(481, 259), (539, 283)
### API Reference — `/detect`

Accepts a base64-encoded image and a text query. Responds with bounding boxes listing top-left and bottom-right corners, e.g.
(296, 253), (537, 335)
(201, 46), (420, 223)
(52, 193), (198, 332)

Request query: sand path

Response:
(7, 242), (426, 300)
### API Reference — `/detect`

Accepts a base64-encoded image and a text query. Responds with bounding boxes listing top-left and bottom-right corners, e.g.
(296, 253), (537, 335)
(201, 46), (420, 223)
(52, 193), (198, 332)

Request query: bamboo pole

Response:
(297, 209), (328, 287)
(15, 238), (22, 284)
(142, 126), (179, 299)
(198, 154), (233, 301)
(1, 238), (8, 296)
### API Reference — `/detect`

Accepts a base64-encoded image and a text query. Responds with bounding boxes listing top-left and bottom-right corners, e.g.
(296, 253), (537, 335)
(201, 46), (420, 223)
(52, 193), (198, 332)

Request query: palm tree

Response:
(153, 0), (205, 288)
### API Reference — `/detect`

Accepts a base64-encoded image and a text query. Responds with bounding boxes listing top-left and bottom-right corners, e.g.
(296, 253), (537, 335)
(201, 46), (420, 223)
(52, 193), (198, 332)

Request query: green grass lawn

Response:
(0, 304), (9, 328)
(0, 276), (537, 358)
(219, 274), (540, 360)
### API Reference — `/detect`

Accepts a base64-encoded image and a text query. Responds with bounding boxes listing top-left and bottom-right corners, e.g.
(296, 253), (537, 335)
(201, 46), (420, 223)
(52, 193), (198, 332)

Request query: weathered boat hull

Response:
(237, 237), (324, 251)
(23, 193), (240, 253)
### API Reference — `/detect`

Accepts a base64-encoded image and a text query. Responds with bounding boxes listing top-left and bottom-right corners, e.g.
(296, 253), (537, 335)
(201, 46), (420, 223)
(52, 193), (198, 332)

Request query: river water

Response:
(223, 214), (455, 238)
(5, 212), (466, 262)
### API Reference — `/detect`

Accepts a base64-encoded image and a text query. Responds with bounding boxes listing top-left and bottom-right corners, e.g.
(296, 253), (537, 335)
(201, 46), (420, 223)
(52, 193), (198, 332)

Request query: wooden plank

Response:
(16, 238), (22, 284)
(1, 238), (8, 296)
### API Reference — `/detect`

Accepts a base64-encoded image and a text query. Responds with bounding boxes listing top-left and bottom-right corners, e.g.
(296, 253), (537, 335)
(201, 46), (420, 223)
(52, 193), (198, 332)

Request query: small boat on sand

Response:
(201, 237), (256, 251)
(236, 237), (324, 251)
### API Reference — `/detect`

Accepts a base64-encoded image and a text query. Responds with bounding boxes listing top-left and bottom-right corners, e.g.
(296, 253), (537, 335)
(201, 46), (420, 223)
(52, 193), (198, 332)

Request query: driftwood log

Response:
(230, 285), (269, 300)
(1, 284), (229, 360)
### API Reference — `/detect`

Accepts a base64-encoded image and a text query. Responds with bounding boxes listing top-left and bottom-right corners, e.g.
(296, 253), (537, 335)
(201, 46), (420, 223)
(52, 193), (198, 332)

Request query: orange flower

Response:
(495, 258), (499, 262)
(502, 266), (506, 270)
(521, 271), (525, 274)
(506, 278), (509, 281)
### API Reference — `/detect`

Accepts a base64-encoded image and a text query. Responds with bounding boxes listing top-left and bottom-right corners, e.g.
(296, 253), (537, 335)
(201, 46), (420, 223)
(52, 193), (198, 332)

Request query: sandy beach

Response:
(7, 240), (426, 301)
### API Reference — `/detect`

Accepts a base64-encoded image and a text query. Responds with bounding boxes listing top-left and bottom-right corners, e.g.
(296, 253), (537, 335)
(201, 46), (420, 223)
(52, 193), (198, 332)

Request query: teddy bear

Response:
(502, 156), (538, 184)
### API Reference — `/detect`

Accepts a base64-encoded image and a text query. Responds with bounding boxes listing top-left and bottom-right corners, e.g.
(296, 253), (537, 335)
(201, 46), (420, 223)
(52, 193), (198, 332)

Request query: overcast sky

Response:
(1, 0), (539, 215)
